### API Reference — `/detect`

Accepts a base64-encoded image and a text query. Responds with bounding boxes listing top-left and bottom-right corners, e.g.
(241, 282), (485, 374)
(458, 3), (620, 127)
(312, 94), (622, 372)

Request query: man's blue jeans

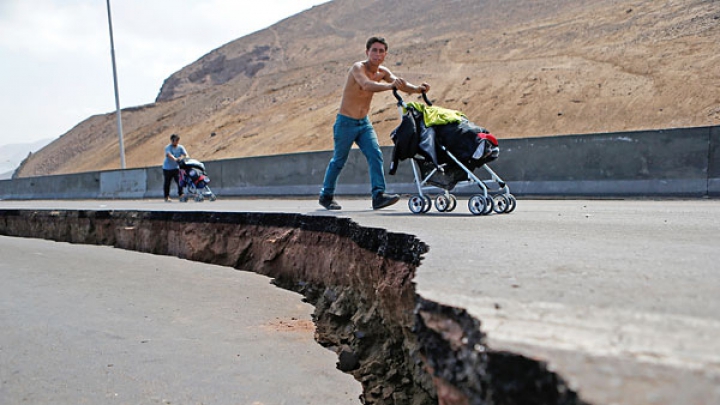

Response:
(321, 114), (386, 199)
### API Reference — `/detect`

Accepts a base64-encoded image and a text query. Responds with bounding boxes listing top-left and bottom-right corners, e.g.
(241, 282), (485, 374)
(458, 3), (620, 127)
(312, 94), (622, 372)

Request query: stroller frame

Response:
(177, 158), (217, 203)
(393, 89), (516, 215)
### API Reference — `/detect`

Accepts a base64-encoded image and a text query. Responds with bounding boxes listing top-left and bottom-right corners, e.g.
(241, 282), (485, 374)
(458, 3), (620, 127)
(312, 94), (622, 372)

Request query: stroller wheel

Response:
(408, 195), (426, 214)
(468, 195), (488, 216)
(505, 195), (517, 213)
(447, 195), (457, 212)
(422, 195), (432, 213)
(195, 195), (204, 202)
(179, 195), (188, 203)
(482, 195), (494, 215)
(493, 194), (509, 214)
(209, 194), (217, 202)
(435, 195), (450, 212)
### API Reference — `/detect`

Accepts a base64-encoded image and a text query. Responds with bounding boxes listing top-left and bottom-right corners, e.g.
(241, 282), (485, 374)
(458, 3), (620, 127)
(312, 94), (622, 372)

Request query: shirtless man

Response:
(319, 36), (430, 210)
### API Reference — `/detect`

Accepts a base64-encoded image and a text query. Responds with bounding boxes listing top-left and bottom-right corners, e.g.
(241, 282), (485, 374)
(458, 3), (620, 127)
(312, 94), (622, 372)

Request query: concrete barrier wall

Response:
(493, 126), (713, 197)
(709, 126), (720, 197)
(100, 169), (147, 199)
(1, 125), (717, 200)
(0, 171), (101, 200)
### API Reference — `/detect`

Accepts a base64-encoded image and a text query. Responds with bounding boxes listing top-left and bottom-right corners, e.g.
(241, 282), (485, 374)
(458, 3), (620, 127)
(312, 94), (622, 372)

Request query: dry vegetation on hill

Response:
(15, 0), (720, 177)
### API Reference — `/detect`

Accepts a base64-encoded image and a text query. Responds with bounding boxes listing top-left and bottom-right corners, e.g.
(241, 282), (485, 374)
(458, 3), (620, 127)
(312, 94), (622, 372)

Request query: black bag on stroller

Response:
(388, 89), (514, 215)
(390, 102), (499, 188)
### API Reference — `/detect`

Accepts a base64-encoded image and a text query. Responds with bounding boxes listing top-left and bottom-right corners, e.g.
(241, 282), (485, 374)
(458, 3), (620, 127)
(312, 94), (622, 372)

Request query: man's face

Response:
(366, 42), (387, 65)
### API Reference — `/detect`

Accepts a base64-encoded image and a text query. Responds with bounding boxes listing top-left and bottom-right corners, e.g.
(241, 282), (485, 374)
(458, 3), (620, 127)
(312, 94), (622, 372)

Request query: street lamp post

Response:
(105, 0), (126, 169)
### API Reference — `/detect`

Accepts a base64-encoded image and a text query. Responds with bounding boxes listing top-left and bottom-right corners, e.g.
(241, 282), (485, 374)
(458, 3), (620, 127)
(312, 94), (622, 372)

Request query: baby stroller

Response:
(178, 158), (217, 202)
(389, 89), (515, 215)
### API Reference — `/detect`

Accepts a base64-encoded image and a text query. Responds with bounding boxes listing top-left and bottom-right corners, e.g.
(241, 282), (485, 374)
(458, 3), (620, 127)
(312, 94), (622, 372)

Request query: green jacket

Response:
(406, 102), (467, 127)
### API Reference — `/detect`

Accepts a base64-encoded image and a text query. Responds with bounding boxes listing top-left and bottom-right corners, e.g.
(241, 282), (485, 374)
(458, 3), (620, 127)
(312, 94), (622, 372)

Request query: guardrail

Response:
(1, 125), (718, 200)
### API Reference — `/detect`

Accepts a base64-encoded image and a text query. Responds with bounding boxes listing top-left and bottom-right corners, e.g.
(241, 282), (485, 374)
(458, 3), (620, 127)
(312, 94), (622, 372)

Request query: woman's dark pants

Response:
(163, 169), (182, 198)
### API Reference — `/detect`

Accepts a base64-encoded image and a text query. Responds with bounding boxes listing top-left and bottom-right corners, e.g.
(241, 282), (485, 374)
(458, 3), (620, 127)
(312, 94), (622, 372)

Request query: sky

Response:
(0, 0), (331, 149)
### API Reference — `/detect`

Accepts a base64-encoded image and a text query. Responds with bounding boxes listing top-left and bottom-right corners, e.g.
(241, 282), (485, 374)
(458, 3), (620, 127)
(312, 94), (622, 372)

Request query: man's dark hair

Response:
(170, 134), (180, 141)
(366, 36), (388, 51)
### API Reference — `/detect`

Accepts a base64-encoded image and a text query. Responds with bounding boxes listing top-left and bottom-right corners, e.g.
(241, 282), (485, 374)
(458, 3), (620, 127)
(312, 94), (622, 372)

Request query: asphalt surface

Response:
(0, 234), (361, 405)
(1, 197), (719, 404)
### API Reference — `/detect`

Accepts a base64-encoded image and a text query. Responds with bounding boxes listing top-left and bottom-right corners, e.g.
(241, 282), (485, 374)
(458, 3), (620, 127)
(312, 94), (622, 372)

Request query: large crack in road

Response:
(0, 209), (588, 405)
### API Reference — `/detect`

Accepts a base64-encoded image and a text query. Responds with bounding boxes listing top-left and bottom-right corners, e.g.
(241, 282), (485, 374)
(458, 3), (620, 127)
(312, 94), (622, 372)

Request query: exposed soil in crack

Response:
(415, 298), (588, 405)
(0, 209), (590, 405)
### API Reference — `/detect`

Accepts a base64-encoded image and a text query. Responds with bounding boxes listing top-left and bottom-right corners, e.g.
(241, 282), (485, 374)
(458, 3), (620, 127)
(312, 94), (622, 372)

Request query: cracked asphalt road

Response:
(1, 198), (719, 404)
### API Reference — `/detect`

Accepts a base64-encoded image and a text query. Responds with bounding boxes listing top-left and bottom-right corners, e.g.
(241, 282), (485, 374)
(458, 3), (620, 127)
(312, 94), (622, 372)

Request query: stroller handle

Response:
(392, 87), (433, 106)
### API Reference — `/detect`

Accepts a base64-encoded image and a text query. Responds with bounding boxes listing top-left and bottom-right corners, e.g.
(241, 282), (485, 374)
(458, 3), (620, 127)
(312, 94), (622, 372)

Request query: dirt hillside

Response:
(15, 0), (720, 177)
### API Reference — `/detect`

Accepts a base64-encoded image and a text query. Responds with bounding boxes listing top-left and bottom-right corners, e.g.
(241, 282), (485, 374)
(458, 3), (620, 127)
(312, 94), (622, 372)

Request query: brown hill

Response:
(15, 0), (720, 177)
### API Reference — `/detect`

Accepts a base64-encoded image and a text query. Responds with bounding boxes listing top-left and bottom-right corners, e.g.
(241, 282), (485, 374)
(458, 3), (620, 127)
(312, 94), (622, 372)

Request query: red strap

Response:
(478, 133), (498, 146)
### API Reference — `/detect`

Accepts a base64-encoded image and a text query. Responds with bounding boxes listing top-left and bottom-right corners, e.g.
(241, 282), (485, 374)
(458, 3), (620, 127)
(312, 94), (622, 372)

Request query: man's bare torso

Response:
(338, 61), (390, 119)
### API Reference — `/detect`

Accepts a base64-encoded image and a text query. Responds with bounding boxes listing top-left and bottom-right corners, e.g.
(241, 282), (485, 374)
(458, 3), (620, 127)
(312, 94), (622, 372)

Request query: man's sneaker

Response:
(372, 193), (400, 210)
(319, 194), (342, 210)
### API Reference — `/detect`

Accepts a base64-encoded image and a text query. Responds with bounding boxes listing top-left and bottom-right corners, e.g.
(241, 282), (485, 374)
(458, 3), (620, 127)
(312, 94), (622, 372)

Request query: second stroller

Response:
(178, 158), (217, 202)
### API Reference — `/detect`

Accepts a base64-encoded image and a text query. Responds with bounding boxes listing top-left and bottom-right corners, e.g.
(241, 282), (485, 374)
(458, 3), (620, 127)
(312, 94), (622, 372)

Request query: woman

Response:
(162, 134), (188, 202)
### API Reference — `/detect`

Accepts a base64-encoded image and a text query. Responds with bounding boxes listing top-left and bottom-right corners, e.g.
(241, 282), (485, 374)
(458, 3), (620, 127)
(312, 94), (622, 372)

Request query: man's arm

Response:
(350, 62), (430, 94)
(393, 77), (430, 94)
(383, 66), (431, 94)
(350, 63), (395, 93)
